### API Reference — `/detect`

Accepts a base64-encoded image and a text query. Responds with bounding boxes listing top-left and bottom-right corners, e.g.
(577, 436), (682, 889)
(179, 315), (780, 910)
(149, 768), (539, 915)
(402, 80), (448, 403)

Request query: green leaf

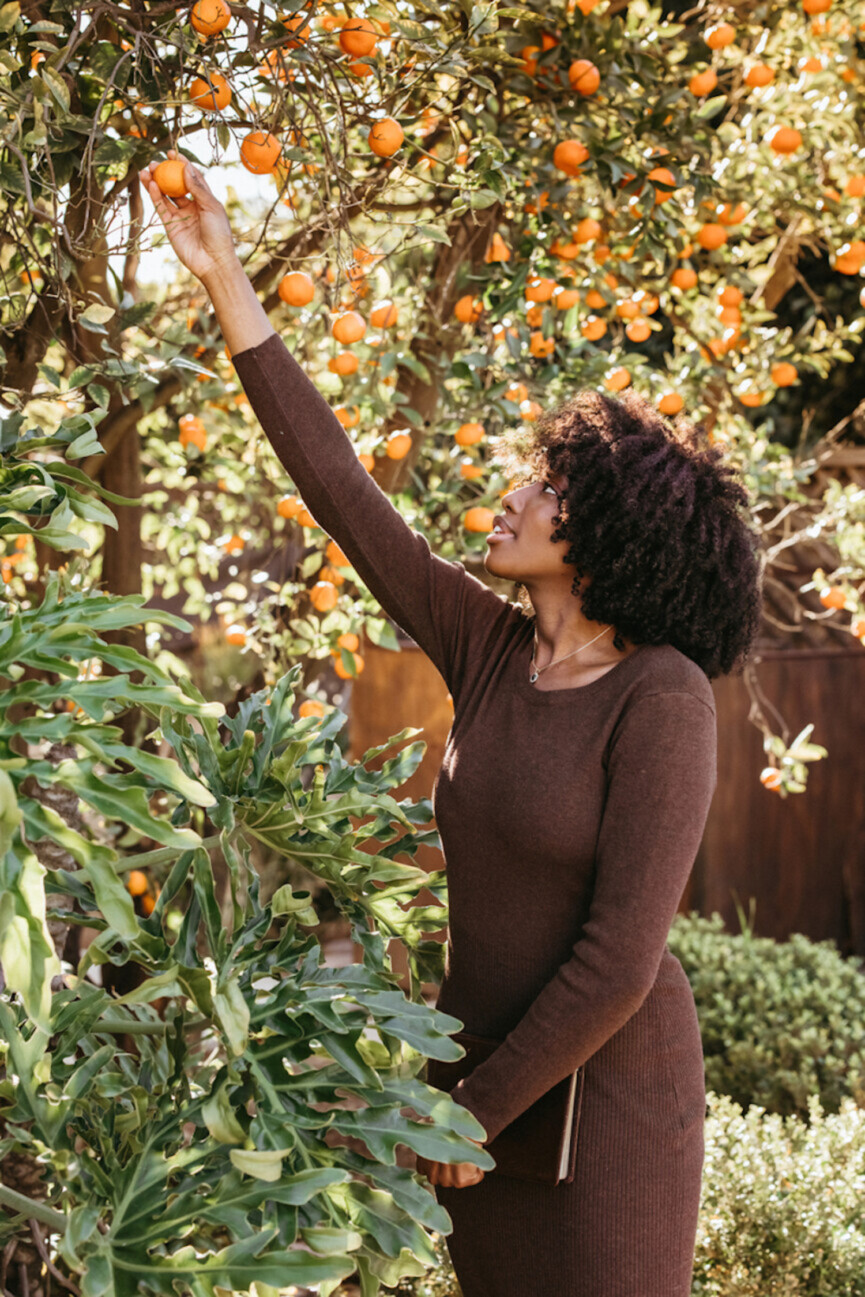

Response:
(412, 224), (451, 246)
(41, 66), (70, 113)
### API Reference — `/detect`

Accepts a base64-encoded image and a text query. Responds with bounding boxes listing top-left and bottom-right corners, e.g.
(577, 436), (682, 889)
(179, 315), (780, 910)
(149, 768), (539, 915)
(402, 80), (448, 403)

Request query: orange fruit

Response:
(455, 421), (485, 446)
(455, 295), (484, 323)
(803, 0), (831, 10)
(845, 174), (865, 197)
(705, 22), (735, 48)
(358, 452), (375, 472)
(370, 300), (398, 328)
(140, 893), (157, 916)
(744, 62), (774, 87)
(526, 276), (557, 303)
(604, 368), (631, 392)
(648, 167), (676, 203)
(767, 126), (802, 154)
(385, 430), (412, 458)
(555, 288), (580, 310)
(671, 266), (697, 290)
(460, 458), (485, 480)
(310, 580), (339, 611)
(850, 615), (865, 639)
(521, 45), (539, 76)
(504, 382), (528, 404)
(717, 202), (747, 226)
(368, 117), (404, 157)
(553, 139), (589, 176)
(337, 631), (360, 652)
(153, 159), (189, 197)
(689, 68), (718, 96)
(226, 626), (247, 646)
(240, 131), (282, 173)
(658, 392), (684, 415)
(625, 317), (651, 342)
(191, 0), (231, 37)
(279, 271), (315, 306)
(760, 767), (783, 791)
(329, 351), (359, 375)
(525, 304), (544, 328)
(819, 585), (846, 609)
(296, 506), (319, 528)
(299, 699), (326, 718)
(771, 362), (798, 386)
(334, 404), (359, 428)
(568, 59), (600, 95)
(334, 651), (364, 679)
(180, 422), (207, 451)
(717, 285), (743, 307)
(581, 316), (607, 341)
(326, 540), (350, 566)
(189, 71), (232, 110)
(277, 495), (300, 518)
(521, 400), (543, 421)
(332, 310), (366, 343)
(126, 869), (149, 896)
(339, 17), (377, 56)
(574, 217), (601, 243)
(530, 331), (555, 357)
(485, 232), (511, 262)
(697, 223), (728, 250)
(464, 506), (495, 532)
(282, 12), (313, 46)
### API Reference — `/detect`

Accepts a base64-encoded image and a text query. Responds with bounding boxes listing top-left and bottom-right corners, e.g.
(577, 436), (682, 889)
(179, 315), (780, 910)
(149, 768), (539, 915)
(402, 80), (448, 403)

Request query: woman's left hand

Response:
(417, 1136), (487, 1188)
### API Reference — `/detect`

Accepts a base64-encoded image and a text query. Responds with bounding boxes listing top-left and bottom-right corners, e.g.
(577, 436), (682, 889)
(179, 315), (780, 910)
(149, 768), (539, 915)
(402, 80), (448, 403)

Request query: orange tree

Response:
(1, 0), (865, 1290)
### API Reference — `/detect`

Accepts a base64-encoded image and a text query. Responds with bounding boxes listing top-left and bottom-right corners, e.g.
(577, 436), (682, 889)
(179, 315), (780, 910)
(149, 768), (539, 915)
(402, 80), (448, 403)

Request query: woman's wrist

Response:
(200, 256), (276, 355)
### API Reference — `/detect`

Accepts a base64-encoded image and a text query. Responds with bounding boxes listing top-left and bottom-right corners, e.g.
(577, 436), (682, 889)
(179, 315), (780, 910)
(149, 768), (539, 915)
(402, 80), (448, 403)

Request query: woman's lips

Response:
(486, 529), (516, 543)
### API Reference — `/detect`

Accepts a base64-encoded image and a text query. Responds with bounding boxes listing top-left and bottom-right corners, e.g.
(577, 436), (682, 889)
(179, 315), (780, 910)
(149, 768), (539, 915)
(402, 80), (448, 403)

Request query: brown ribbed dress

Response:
(231, 331), (717, 1297)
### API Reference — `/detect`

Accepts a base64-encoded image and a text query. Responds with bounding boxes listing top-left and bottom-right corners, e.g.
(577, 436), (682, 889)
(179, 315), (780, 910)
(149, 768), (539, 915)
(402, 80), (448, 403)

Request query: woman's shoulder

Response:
(626, 642), (716, 714)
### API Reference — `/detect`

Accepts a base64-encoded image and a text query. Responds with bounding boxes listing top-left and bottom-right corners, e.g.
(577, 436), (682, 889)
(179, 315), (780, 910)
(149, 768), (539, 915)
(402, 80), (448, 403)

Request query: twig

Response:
(28, 1221), (80, 1297)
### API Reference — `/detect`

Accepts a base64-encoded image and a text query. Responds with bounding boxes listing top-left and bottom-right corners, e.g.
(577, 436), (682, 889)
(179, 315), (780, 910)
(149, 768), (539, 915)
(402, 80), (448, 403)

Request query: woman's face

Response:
(482, 468), (577, 584)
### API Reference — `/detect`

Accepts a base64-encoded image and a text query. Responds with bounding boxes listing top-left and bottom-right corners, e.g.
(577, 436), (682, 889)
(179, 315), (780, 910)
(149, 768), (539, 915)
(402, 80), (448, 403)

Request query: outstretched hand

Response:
(137, 149), (238, 285)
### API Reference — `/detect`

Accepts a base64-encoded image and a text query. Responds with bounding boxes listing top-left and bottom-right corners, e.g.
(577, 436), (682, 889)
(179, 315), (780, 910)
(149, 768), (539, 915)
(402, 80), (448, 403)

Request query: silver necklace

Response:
(530, 624), (614, 684)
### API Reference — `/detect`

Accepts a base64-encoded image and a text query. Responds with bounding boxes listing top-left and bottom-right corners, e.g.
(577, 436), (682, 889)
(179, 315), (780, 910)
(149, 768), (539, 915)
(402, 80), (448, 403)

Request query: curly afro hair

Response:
(493, 388), (764, 680)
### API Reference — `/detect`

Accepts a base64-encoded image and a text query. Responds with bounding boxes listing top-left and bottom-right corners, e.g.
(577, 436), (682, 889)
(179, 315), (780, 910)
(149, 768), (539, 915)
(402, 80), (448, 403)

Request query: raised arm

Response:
(226, 328), (510, 690)
(138, 154), (510, 695)
(445, 689), (717, 1144)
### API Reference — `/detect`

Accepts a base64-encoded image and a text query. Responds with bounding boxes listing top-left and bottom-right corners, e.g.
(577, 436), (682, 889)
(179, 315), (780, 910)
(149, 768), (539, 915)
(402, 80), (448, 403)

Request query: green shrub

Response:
(391, 1091), (865, 1297)
(668, 911), (865, 1120)
(692, 1090), (865, 1296)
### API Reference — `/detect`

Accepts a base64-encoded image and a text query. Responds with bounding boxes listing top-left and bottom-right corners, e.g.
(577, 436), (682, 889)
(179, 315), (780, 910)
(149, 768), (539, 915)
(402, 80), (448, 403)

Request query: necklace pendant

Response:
(529, 670), (539, 683)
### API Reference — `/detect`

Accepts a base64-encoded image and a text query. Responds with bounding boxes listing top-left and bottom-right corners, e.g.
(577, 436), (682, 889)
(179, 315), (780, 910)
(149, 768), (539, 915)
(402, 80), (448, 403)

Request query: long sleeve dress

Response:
(231, 330), (717, 1297)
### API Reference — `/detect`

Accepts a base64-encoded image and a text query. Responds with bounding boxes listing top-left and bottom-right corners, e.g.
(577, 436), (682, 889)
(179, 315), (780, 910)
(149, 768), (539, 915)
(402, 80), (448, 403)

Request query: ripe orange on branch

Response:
(189, 71), (232, 110)
(454, 295), (484, 324)
(240, 131), (282, 173)
(767, 126), (802, 154)
(310, 580), (339, 612)
(279, 271), (315, 306)
(191, 0), (231, 36)
(385, 430), (412, 458)
(368, 118), (404, 157)
(332, 311), (366, 343)
(464, 507), (495, 533)
(370, 300), (398, 328)
(553, 139), (589, 176)
(568, 59), (600, 95)
(455, 422), (485, 446)
(339, 17), (377, 56)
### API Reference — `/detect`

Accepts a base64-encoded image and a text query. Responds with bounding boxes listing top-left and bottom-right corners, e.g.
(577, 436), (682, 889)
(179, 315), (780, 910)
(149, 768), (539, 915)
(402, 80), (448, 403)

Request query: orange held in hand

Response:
(153, 159), (190, 197)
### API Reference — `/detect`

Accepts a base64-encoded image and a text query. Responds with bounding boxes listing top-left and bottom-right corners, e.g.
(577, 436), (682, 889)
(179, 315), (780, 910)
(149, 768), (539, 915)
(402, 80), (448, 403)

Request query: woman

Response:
(139, 154), (763, 1297)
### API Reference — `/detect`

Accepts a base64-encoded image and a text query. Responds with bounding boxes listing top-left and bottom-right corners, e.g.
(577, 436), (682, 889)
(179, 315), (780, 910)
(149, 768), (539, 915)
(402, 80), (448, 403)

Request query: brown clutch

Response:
(425, 1029), (584, 1185)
